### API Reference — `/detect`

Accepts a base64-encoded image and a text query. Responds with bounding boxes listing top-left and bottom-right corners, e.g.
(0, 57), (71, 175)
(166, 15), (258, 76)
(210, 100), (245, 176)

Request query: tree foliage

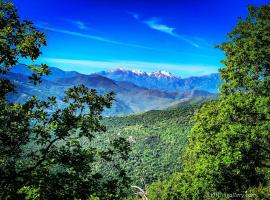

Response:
(0, 1), (130, 199)
(103, 105), (199, 188)
(148, 4), (270, 200)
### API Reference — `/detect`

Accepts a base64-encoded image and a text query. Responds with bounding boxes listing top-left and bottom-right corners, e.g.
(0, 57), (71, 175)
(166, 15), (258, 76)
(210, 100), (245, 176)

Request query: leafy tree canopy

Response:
(0, 1), (130, 199)
(148, 4), (270, 200)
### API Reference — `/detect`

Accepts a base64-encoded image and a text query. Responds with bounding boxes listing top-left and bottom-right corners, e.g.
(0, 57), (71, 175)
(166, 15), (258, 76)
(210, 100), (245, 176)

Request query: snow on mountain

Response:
(10, 65), (220, 93)
(148, 70), (177, 78)
(108, 67), (128, 73)
(97, 67), (220, 93)
(6, 65), (219, 115)
(131, 69), (146, 75)
(103, 68), (178, 79)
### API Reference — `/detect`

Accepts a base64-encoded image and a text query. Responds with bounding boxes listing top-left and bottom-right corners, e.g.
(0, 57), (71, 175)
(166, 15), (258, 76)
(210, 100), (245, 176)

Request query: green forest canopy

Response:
(147, 5), (270, 200)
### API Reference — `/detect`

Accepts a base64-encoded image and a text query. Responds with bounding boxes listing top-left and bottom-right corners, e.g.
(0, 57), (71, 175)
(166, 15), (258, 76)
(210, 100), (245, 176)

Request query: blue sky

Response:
(13, 0), (270, 77)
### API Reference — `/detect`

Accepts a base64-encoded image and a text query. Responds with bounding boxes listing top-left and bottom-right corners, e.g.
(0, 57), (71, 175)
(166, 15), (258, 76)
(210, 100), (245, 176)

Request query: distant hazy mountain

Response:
(97, 68), (182, 92)
(11, 65), (220, 93)
(2, 65), (216, 115)
(180, 73), (220, 93)
(97, 68), (220, 93)
(10, 64), (80, 80)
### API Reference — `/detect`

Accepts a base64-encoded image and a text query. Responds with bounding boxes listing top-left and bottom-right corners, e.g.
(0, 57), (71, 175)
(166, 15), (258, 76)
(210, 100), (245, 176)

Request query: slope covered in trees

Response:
(103, 104), (202, 188)
(147, 5), (270, 200)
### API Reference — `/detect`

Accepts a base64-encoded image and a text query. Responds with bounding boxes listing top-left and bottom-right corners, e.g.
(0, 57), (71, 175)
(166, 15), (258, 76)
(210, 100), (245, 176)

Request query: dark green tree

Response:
(148, 4), (270, 200)
(0, 1), (130, 199)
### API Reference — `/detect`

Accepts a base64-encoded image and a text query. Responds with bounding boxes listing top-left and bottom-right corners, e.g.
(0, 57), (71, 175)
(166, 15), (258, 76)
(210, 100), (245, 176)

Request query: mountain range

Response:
(97, 68), (220, 93)
(2, 65), (220, 115)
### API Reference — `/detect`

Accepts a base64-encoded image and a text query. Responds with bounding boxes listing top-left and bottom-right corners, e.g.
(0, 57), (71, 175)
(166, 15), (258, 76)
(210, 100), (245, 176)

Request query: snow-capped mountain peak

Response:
(148, 70), (175, 78)
(131, 69), (146, 75)
(108, 67), (128, 73)
(106, 68), (177, 78)
(108, 68), (146, 75)
(96, 67), (219, 93)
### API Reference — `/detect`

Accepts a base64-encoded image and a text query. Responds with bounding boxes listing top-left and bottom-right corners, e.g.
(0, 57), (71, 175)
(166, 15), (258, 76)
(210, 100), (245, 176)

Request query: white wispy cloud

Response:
(145, 18), (200, 48)
(41, 57), (218, 77)
(37, 24), (122, 44)
(37, 24), (157, 50)
(36, 23), (209, 55)
(129, 13), (201, 48)
(72, 20), (88, 30)
(144, 17), (175, 35)
(127, 11), (140, 20)
(60, 18), (89, 30)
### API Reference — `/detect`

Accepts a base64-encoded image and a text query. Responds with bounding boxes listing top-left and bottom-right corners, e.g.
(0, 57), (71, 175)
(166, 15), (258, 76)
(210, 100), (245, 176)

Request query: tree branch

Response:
(17, 137), (60, 176)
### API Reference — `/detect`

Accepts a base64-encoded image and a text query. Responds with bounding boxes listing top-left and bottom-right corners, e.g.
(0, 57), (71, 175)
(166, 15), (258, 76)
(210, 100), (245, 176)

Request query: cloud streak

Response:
(145, 18), (200, 48)
(37, 24), (124, 45)
(68, 20), (88, 30)
(144, 18), (175, 35)
(61, 18), (90, 30)
(36, 24), (161, 50)
(36, 24), (209, 55)
(129, 13), (201, 48)
(127, 11), (140, 20)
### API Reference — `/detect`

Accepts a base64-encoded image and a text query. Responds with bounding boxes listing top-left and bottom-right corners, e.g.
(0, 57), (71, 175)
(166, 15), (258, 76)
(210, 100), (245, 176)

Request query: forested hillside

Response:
(146, 5), (270, 200)
(103, 104), (202, 187)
